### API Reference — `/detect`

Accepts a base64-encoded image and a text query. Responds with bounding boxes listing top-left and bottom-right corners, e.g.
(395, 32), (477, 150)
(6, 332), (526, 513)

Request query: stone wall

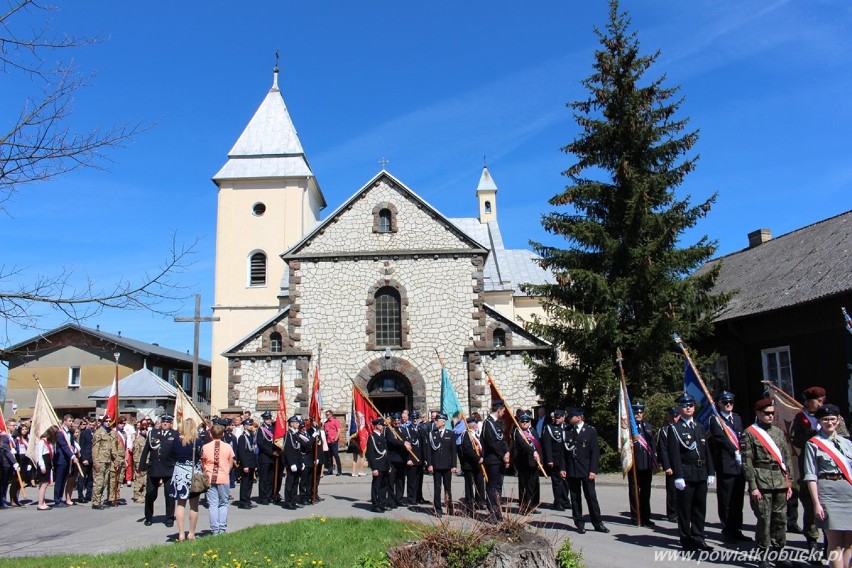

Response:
(229, 357), (306, 415)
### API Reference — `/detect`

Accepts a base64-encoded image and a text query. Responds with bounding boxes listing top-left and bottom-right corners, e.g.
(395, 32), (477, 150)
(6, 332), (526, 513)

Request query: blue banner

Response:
(683, 360), (717, 429)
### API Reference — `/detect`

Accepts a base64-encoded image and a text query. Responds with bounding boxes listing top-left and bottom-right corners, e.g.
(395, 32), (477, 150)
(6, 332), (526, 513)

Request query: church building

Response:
(209, 68), (555, 418)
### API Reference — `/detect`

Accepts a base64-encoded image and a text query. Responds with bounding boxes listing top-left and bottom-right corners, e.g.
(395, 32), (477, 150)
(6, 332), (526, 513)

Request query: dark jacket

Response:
(459, 430), (483, 471)
(236, 431), (258, 469)
(667, 419), (716, 481)
(78, 428), (94, 463)
(281, 430), (302, 471)
(139, 427), (179, 477)
(512, 427), (541, 469)
(656, 422), (675, 471)
(481, 415), (508, 466)
(633, 420), (656, 471)
(366, 431), (389, 472)
(564, 423), (600, 478)
(709, 412), (744, 476)
(256, 423), (279, 465)
(386, 426), (409, 463)
(400, 424), (422, 462)
(299, 429), (317, 468)
(424, 427), (457, 470)
(54, 426), (75, 465)
(541, 422), (566, 471)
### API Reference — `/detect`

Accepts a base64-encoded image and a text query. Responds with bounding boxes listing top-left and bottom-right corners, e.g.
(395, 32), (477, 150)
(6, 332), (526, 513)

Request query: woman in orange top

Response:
(202, 423), (235, 535)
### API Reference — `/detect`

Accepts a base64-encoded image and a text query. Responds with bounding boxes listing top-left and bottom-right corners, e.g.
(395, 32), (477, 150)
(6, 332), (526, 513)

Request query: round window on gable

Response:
(252, 202), (267, 216)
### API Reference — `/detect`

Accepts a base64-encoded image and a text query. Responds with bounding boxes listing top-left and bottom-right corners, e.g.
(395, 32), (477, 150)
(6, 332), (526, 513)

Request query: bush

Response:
(555, 539), (584, 568)
(354, 551), (391, 568)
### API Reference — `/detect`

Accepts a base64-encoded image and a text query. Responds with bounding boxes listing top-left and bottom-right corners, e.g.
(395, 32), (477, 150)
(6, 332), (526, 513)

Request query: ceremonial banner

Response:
(26, 384), (60, 464)
(106, 366), (119, 422)
(351, 386), (378, 453)
(440, 367), (464, 421)
(766, 383), (803, 482)
(683, 360), (715, 430)
(617, 379), (634, 475)
(273, 383), (288, 449)
(308, 366), (322, 423)
(174, 384), (204, 427)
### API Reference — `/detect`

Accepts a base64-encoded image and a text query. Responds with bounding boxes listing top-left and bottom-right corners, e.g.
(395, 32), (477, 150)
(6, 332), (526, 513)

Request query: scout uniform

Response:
(91, 418), (124, 509)
(667, 393), (715, 552)
(743, 398), (791, 567)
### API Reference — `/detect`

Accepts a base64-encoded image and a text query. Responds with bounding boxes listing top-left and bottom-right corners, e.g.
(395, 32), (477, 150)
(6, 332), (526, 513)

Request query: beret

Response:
(814, 404), (840, 419)
(803, 387), (826, 400)
(753, 398), (773, 412)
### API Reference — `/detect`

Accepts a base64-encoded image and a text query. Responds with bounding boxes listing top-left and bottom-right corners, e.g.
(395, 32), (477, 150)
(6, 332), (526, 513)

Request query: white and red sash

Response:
(716, 415), (741, 452)
(746, 424), (788, 478)
(808, 436), (852, 486)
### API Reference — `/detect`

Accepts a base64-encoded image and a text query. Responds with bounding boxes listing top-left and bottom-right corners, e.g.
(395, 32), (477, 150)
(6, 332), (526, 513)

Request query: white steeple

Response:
(477, 165), (497, 223)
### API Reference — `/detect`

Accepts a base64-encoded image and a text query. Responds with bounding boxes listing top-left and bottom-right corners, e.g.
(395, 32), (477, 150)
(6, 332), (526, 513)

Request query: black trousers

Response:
(716, 473), (745, 536)
(145, 475), (175, 522)
(676, 479), (708, 547)
(413, 464), (425, 501)
(371, 470), (389, 508)
(257, 462), (274, 503)
(77, 461), (93, 500)
(272, 460), (283, 500)
(548, 465), (570, 508)
(665, 474), (678, 519)
(517, 464), (540, 513)
(484, 462), (504, 517)
(628, 467), (653, 524)
(462, 467), (486, 509)
(432, 468), (453, 514)
(0, 465), (10, 505)
(568, 477), (602, 526)
(284, 468), (300, 505)
(388, 461), (407, 505)
(325, 442), (342, 474)
(300, 466), (316, 502)
(53, 461), (70, 503)
(239, 468), (255, 505)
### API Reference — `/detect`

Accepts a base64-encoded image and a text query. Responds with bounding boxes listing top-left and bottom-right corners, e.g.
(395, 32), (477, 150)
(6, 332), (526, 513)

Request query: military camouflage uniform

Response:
(132, 433), (148, 503)
(743, 423), (790, 550)
(91, 425), (124, 506)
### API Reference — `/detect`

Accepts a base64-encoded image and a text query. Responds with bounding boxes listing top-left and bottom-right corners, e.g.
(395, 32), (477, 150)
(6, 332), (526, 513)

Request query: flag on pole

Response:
(106, 365), (119, 422)
(0, 406), (7, 433)
(440, 367), (464, 421)
(26, 383), (61, 465)
(308, 366), (322, 423)
(682, 360), (716, 429)
(174, 384), (204, 426)
(351, 386), (378, 453)
(843, 307), (852, 335)
(274, 380), (288, 449)
(766, 383), (803, 481)
(617, 380), (635, 476)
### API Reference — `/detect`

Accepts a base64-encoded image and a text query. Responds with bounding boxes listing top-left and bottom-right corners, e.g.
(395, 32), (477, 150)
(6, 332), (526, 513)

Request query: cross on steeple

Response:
(174, 294), (219, 404)
(379, 157), (389, 170)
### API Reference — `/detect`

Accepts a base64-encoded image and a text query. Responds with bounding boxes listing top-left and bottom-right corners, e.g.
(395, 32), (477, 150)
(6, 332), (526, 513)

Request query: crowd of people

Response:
(1, 386), (850, 567)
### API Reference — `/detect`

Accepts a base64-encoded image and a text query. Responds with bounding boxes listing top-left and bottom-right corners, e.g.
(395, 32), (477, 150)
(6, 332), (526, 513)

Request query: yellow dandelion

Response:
(290, 554), (295, 558)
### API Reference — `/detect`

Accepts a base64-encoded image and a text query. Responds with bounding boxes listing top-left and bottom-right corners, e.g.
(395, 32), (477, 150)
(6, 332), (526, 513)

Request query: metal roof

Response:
(696, 209), (852, 322)
(89, 367), (177, 400)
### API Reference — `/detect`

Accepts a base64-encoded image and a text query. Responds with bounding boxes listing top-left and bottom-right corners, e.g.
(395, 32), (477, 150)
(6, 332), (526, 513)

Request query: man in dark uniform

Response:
(513, 413), (542, 515)
(425, 412), (457, 517)
(235, 418), (258, 509)
(139, 414), (178, 527)
(656, 407), (680, 523)
(297, 420), (317, 504)
(409, 411), (428, 504)
(305, 418), (324, 503)
(77, 418), (94, 503)
(281, 416), (303, 510)
(628, 401), (656, 527)
(255, 411), (280, 505)
(565, 407), (608, 534)
(668, 393), (715, 552)
(482, 401), (510, 523)
(542, 409), (570, 511)
(459, 416), (486, 515)
(366, 418), (390, 513)
(709, 391), (750, 543)
(385, 412), (411, 508)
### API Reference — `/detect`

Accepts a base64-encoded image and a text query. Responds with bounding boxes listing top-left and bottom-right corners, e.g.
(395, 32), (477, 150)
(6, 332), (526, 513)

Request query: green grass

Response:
(0, 517), (417, 568)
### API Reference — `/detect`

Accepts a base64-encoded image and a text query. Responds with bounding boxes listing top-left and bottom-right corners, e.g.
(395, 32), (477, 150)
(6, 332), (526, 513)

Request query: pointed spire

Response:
(477, 164), (497, 223)
(272, 49), (280, 92)
(477, 165), (498, 192)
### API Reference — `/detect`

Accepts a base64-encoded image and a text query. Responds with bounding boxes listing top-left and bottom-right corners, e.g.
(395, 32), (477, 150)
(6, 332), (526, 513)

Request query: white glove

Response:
(299, 464), (305, 471)
(734, 451), (742, 466)
(707, 475), (716, 486)
(290, 464), (297, 472)
(674, 478), (686, 490)
(13, 463), (20, 471)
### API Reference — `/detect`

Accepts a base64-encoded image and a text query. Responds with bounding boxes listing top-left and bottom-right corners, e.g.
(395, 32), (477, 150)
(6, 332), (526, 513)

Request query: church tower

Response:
(477, 165), (497, 223)
(209, 66), (325, 413)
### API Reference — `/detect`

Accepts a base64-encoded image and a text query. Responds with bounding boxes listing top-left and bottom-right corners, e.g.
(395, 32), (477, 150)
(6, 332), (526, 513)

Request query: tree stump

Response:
(388, 531), (557, 568)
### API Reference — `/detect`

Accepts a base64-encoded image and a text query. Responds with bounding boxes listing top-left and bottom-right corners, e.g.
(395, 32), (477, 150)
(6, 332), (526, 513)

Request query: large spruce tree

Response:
(525, 1), (730, 465)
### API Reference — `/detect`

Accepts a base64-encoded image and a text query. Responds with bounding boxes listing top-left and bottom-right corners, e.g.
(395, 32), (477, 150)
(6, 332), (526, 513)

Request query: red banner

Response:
(273, 382), (287, 446)
(353, 387), (378, 453)
(106, 366), (119, 422)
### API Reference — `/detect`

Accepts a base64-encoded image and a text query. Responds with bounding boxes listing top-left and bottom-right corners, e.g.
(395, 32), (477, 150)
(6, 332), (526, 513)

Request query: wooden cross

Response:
(174, 294), (219, 405)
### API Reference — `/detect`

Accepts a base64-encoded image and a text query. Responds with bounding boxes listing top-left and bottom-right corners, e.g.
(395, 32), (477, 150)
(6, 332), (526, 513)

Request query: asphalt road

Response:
(0, 473), (819, 568)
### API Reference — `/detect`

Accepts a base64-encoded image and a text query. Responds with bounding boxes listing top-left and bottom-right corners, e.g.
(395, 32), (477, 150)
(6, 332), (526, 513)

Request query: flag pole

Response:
(33, 374), (85, 478)
(616, 349), (641, 527)
(348, 379), (419, 462)
(435, 349), (488, 482)
(761, 381), (803, 409)
(0, 405), (26, 499)
(312, 344), (321, 503)
(112, 352), (122, 507)
(484, 368), (548, 477)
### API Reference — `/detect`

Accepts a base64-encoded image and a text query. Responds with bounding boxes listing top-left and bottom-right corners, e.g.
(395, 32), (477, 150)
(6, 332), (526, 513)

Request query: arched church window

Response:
(378, 208), (392, 232)
(249, 251), (267, 286)
(375, 287), (401, 347)
(484, 200), (492, 213)
(492, 328), (506, 347)
(270, 331), (283, 353)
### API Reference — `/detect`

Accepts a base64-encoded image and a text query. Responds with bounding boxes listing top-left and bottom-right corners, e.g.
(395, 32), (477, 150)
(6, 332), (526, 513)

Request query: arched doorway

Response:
(367, 371), (412, 415)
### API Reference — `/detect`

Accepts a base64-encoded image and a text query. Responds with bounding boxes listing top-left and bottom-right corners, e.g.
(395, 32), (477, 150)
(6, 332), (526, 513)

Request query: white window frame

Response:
(68, 366), (81, 388)
(761, 346), (794, 395)
(182, 371), (192, 392)
(247, 250), (267, 288)
(168, 369), (178, 387)
(152, 366), (163, 378)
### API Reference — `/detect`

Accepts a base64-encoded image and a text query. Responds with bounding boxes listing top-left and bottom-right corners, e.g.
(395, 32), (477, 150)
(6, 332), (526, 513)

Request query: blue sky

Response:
(2, 1), (851, 381)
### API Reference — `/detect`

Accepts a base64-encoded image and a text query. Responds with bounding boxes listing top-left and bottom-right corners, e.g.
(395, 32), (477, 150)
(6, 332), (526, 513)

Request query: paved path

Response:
(0, 473), (817, 567)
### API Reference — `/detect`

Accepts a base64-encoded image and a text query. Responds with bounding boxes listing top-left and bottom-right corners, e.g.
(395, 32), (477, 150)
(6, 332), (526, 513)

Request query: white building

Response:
(209, 67), (555, 418)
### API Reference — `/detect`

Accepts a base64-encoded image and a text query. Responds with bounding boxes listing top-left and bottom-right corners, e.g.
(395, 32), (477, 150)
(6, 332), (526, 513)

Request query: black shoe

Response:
(257, 500), (270, 506)
(371, 506), (383, 513)
(667, 516), (678, 523)
(335, 472), (341, 476)
(787, 522), (802, 534)
(641, 521), (656, 528)
(807, 543), (822, 565)
(734, 532), (752, 542)
(435, 510), (443, 518)
(553, 505), (565, 511)
(54, 502), (68, 508)
(282, 504), (296, 510)
(696, 542), (714, 552)
(594, 524), (610, 534)
(92, 504), (105, 510)
(576, 524), (586, 534)
(417, 499), (430, 505)
(237, 504), (252, 510)
(164, 520), (174, 528)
